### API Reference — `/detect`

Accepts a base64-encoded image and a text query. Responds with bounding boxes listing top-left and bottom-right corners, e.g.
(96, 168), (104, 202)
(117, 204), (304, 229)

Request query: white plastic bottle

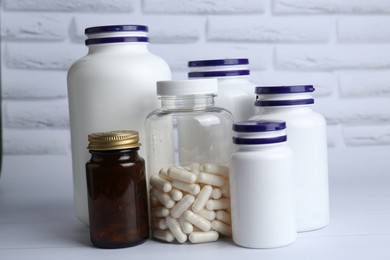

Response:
(67, 25), (171, 225)
(250, 85), (329, 232)
(230, 120), (297, 249)
(188, 58), (256, 122)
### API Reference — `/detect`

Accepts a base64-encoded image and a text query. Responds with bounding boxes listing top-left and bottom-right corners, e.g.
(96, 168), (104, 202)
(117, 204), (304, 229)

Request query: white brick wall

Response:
(1, 0), (390, 155)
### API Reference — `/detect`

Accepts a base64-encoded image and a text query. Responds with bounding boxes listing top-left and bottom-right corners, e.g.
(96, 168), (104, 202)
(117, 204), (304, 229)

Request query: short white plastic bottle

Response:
(188, 58), (256, 122)
(230, 120), (297, 249)
(67, 25), (171, 225)
(250, 85), (329, 232)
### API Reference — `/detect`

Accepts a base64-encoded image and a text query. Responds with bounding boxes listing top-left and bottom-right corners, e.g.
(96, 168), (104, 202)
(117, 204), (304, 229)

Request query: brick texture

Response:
(2, 70), (68, 99)
(276, 46), (390, 71)
(338, 17), (390, 43)
(4, 0), (133, 12)
(1, 0), (390, 155)
(1, 13), (67, 41)
(4, 99), (69, 128)
(143, 0), (265, 14)
(344, 126), (390, 146)
(339, 72), (390, 98)
(274, 0), (390, 14)
(208, 17), (330, 43)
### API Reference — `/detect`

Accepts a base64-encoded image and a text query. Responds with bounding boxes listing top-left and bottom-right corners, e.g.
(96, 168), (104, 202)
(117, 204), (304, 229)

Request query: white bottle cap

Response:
(157, 79), (218, 96)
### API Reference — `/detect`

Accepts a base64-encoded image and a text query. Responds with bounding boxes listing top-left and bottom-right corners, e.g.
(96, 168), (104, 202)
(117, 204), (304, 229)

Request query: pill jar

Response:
(145, 79), (234, 243)
(230, 120), (297, 249)
(250, 85), (329, 232)
(67, 24), (171, 225)
(188, 58), (256, 122)
(86, 130), (149, 248)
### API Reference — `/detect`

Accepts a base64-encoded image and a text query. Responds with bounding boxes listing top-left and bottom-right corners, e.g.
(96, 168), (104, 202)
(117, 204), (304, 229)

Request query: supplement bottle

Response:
(86, 130), (149, 248)
(145, 79), (234, 243)
(230, 120), (297, 249)
(188, 58), (256, 122)
(67, 25), (171, 225)
(250, 85), (329, 232)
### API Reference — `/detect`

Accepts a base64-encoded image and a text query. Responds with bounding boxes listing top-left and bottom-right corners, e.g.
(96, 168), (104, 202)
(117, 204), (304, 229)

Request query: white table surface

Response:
(1, 148), (390, 259)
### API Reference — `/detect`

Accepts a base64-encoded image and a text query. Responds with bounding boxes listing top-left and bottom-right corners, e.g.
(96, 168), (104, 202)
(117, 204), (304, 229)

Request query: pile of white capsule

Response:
(150, 163), (232, 244)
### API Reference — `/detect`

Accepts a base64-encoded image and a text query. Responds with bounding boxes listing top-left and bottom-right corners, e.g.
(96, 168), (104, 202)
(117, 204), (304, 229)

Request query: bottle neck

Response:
(89, 148), (139, 160)
(235, 141), (288, 151)
(257, 105), (313, 114)
(160, 94), (216, 111)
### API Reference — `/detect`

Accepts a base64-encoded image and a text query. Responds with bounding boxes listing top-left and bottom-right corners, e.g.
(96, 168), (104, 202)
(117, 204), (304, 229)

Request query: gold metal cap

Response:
(87, 130), (140, 151)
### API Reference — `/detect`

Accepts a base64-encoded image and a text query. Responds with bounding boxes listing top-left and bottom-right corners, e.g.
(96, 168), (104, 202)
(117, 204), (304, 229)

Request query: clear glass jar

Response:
(145, 79), (234, 243)
(230, 120), (296, 248)
(67, 24), (171, 225)
(188, 58), (256, 122)
(86, 130), (149, 248)
(250, 85), (329, 232)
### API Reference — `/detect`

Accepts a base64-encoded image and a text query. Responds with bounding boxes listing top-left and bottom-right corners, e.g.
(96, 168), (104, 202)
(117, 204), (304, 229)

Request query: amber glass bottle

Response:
(86, 130), (149, 248)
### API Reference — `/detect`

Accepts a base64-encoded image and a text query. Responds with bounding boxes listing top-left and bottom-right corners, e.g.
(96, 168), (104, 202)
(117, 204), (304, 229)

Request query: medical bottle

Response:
(145, 79), (234, 243)
(67, 24), (171, 225)
(86, 130), (149, 248)
(229, 120), (297, 249)
(250, 85), (329, 232)
(188, 58), (255, 122)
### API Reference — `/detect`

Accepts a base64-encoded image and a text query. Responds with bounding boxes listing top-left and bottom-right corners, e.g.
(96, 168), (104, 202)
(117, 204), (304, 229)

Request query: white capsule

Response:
(198, 172), (225, 187)
(198, 208), (216, 221)
(170, 194), (195, 218)
(152, 218), (168, 230)
(166, 216), (187, 243)
(220, 180), (230, 198)
(183, 210), (211, 232)
(151, 188), (175, 209)
(192, 185), (213, 213)
(216, 210), (231, 225)
(150, 175), (172, 193)
(187, 162), (200, 175)
(168, 166), (197, 183)
(159, 167), (171, 180)
(201, 163), (229, 178)
(178, 216), (194, 234)
(170, 188), (183, 201)
(150, 194), (161, 207)
(152, 207), (170, 218)
(153, 229), (175, 243)
(189, 231), (219, 244)
(212, 188), (222, 199)
(172, 180), (200, 195)
(206, 198), (230, 211)
(211, 220), (232, 237)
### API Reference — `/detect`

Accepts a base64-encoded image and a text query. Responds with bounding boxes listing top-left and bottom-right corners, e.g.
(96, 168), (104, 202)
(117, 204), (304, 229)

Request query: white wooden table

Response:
(1, 148), (389, 259)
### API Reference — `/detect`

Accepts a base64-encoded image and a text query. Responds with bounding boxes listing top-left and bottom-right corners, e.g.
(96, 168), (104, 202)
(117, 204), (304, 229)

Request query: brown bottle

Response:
(86, 130), (149, 248)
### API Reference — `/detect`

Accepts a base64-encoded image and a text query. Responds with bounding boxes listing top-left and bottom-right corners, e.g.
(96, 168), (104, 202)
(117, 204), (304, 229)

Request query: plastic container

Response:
(86, 130), (149, 248)
(230, 120), (297, 249)
(145, 79), (234, 243)
(250, 85), (329, 232)
(67, 24), (171, 225)
(188, 58), (256, 122)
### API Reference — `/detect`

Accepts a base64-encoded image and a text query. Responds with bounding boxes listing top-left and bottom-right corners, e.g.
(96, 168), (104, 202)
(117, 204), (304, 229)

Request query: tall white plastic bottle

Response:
(67, 25), (171, 225)
(250, 85), (329, 232)
(230, 120), (297, 248)
(188, 58), (256, 122)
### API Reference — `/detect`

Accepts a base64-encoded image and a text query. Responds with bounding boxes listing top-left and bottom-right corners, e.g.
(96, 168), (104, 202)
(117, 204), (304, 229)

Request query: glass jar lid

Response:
(88, 130), (140, 151)
(157, 79), (218, 96)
